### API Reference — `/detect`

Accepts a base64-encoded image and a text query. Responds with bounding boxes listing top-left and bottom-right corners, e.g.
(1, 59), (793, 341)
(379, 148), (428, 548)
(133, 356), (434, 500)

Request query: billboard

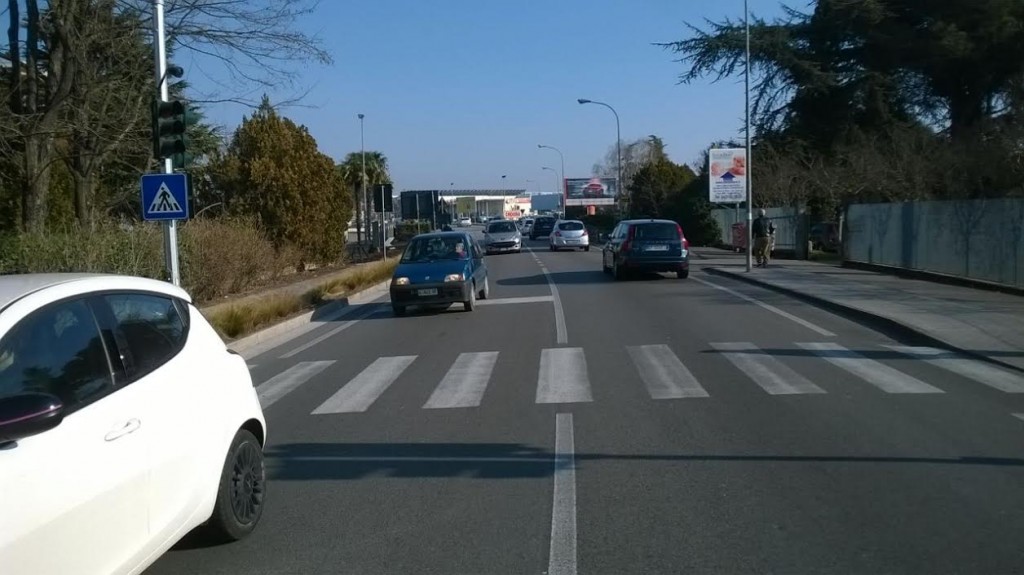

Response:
(565, 177), (618, 206)
(709, 148), (746, 203)
(372, 183), (394, 212)
(400, 190), (440, 221)
(456, 196), (475, 215)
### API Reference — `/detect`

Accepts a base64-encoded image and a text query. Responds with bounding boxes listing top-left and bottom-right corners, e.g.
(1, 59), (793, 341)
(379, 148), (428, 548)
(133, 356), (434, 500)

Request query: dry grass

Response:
(208, 258), (398, 339)
(319, 258), (399, 296)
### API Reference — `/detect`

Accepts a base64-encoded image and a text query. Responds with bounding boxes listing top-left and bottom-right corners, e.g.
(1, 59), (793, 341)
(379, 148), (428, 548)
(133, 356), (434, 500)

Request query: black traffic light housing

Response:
(152, 99), (187, 160)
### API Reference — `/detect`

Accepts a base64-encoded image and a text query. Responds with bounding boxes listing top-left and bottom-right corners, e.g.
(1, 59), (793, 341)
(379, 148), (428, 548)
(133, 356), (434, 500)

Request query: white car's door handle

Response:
(104, 418), (141, 441)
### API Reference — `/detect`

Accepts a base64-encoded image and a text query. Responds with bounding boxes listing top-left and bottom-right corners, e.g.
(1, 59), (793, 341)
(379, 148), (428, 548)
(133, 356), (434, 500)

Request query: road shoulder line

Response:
(693, 275), (836, 337)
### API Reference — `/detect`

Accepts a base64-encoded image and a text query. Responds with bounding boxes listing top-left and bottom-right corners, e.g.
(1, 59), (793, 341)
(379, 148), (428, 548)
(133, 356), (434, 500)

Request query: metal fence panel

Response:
(845, 199), (1024, 289)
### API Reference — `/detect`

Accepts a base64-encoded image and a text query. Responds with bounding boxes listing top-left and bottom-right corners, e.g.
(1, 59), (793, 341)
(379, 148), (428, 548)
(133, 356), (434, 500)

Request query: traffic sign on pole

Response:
(141, 173), (189, 221)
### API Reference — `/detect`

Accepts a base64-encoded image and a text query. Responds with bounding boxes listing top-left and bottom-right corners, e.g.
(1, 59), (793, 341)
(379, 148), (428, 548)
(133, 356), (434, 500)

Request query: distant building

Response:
(399, 189), (528, 223)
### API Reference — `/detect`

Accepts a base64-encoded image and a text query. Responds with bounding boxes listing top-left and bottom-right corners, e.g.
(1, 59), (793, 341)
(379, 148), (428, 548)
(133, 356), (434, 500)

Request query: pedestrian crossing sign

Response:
(141, 173), (189, 221)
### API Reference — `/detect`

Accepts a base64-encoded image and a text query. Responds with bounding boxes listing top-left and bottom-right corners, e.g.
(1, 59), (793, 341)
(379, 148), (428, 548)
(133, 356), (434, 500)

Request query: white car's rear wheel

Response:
(204, 429), (265, 542)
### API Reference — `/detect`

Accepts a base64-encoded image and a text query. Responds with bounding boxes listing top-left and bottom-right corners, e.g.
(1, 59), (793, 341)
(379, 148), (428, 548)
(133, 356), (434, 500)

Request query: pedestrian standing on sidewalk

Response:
(752, 208), (775, 267)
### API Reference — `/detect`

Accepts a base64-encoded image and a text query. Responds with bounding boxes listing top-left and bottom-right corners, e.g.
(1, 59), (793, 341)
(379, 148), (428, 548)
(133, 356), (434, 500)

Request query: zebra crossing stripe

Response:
(884, 346), (1024, 393)
(423, 352), (499, 409)
(797, 343), (943, 394)
(627, 345), (709, 399)
(712, 342), (826, 395)
(537, 348), (592, 404)
(312, 356), (417, 414)
(255, 361), (334, 409)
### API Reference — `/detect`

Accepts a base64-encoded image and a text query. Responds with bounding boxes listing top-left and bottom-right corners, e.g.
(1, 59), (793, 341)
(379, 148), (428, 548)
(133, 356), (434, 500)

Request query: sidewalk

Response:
(692, 247), (1024, 372)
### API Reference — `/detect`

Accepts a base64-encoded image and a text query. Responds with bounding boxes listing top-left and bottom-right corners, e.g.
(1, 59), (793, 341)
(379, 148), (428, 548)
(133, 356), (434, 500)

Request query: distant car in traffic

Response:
(602, 219), (690, 279)
(483, 220), (522, 254)
(550, 220), (590, 251)
(390, 231), (489, 315)
(458, 217), (472, 227)
(529, 216), (556, 240)
(520, 218), (534, 235)
(0, 274), (267, 575)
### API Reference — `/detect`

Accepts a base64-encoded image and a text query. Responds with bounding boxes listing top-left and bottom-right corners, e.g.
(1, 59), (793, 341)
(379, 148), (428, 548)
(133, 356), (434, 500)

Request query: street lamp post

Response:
(541, 166), (559, 198)
(358, 113), (365, 247)
(538, 144), (565, 197)
(577, 99), (621, 214)
(744, 0), (753, 272)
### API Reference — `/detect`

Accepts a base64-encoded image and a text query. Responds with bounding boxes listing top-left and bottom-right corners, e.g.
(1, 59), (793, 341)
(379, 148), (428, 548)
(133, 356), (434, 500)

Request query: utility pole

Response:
(745, 0), (753, 272)
(151, 0), (180, 285)
(358, 113), (365, 247)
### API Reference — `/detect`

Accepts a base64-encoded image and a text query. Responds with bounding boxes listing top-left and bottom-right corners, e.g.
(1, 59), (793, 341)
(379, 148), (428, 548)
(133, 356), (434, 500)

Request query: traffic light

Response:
(152, 99), (187, 160)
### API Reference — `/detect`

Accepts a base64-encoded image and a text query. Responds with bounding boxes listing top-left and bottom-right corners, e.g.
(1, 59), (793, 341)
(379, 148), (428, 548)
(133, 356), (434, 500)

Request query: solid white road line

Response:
(279, 456), (555, 463)
(797, 342), (943, 393)
(549, 413), (577, 575)
(423, 352), (499, 409)
(311, 356), (417, 414)
(692, 276), (836, 337)
(280, 303), (383, 359)
(238, 292), (389, 359)
(477, 295), (555, 306)
(527, 247), (568, 344)
(883, 345), (1024, 393)
(712, 342), (826, 395)
(627, 344), (709, 399)
(537, 348), (592, 404)
(1012, 413), (1024, 423)
(255, 361), (335, 409)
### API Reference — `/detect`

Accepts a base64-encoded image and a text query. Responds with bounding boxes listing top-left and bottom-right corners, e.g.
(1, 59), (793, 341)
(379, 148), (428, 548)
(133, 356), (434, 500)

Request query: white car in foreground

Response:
(0, 274), (267, 575)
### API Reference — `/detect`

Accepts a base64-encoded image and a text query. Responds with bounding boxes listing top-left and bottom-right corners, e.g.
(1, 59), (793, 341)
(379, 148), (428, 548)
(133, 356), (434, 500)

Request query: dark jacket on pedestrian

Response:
(752, 216), (775, 238)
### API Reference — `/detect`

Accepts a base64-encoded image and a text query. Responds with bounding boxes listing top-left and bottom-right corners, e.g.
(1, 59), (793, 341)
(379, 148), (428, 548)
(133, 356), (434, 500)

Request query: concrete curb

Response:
(225, 279), (391, 357)
(705, 266), (1024, 374)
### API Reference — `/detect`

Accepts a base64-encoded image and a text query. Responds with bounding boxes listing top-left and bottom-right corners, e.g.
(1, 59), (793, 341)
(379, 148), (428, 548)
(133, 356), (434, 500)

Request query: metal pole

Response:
(381, 184), (386, 260)
(358, 114), (365, 247)
(152, 0), (180, 286)
(614, 112), (622, 216)
(745, 0), (753, 272)
(539, 145), (566, 202)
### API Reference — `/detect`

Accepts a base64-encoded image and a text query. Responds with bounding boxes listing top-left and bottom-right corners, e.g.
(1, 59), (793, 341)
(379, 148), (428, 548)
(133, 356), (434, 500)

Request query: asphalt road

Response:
(148, 228), (1024, 575)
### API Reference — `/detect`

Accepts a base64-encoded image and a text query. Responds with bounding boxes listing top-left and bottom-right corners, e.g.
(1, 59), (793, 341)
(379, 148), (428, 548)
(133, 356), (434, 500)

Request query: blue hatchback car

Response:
(389, 231), (489, 316)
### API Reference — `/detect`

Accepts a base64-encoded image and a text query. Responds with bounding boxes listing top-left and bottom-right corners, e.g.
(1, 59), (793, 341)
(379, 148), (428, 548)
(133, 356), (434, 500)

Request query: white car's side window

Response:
(0, 299), (113, 411)
(104, 293), (188, 382)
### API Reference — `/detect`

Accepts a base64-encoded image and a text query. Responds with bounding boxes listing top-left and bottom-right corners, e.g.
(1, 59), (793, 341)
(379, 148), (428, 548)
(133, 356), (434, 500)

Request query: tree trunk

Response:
(16, 0), (78, 232)
(72, 166), (93, 228)
(21, 138), (54, 233)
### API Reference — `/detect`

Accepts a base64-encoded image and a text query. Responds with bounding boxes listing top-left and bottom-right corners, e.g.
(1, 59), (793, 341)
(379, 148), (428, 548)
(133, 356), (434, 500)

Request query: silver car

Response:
(550, 219), (590, 251)
(483, 220), (522, 254)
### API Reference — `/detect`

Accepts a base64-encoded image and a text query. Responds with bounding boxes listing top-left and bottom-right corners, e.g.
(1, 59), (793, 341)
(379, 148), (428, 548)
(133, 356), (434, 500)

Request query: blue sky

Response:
(187, 0), (789, 192)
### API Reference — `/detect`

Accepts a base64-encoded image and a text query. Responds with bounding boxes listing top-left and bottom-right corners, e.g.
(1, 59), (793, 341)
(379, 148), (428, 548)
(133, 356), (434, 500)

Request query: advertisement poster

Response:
(564, 177), (618, 206)
(708, 148), (746, 203)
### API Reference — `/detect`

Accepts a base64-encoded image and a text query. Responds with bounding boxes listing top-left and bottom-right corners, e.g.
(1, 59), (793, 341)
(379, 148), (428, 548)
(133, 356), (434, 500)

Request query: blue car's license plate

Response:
(417, 288), (438, 296)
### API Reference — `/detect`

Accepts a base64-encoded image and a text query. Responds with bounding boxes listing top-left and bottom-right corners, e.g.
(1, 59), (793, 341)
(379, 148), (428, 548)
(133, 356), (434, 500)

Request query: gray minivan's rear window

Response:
(558, 221), (584, 231)
(633, 222), (679, 240)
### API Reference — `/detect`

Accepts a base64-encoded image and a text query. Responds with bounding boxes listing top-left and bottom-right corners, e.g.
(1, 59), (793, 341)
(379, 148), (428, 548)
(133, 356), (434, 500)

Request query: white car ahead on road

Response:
(550, 219), (590, 251)
(0, 274), (267, 575)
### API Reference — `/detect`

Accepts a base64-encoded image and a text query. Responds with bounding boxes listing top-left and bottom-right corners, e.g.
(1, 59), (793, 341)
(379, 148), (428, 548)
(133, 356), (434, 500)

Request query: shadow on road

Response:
(497, 270), (686, 286)
(264, 442), (1024, 483)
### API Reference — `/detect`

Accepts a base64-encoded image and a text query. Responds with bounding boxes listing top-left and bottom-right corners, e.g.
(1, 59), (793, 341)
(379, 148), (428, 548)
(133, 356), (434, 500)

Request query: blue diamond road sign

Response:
(141, 173), (189, 221)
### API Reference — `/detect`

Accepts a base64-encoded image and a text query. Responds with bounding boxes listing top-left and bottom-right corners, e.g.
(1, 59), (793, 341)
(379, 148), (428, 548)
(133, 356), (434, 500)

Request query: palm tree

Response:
(337, 151), (391, 244)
